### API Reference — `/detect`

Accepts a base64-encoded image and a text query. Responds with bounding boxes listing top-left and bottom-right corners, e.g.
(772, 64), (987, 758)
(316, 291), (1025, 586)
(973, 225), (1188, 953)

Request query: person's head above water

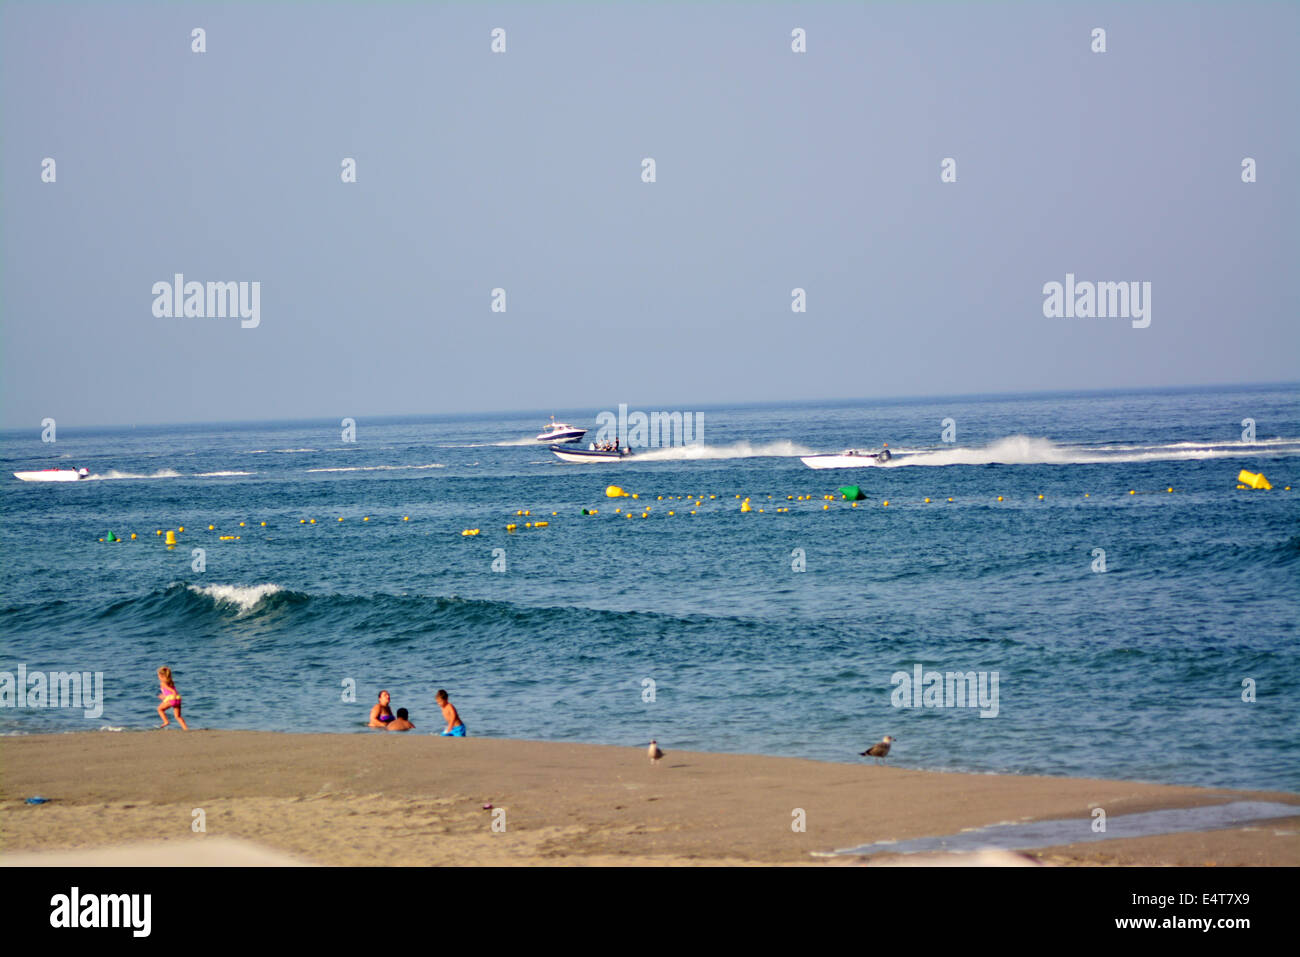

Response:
(396, 708), (409, 720)
(378, 690), (390, 705)
(435, 689), (448, 702)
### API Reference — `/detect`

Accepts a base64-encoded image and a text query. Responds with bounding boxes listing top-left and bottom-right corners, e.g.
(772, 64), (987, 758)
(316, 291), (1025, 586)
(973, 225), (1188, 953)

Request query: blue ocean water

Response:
(2, 385), (1297, 792)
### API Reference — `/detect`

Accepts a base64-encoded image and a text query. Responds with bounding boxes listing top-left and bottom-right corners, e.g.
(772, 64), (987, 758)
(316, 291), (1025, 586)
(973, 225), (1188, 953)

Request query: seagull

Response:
(648, 739), (664, 765)
(859, 736), (895, 765)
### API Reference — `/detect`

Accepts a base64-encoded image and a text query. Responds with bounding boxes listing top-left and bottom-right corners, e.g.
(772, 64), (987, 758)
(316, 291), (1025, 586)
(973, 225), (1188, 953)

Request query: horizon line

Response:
(2, 379), (1296, 436)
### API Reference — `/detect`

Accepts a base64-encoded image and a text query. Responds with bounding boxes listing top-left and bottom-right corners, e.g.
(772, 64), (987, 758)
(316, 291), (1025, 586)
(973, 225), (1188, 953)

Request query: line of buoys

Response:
(461, 529), (481, 536)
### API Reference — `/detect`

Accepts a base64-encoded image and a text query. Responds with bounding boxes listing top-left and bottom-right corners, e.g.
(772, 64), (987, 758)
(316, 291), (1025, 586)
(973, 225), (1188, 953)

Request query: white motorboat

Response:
(14, 467), (91, 482)
(551, 444), (633, 463)
(536, 416), (586, 444)
(799, 447), (892, 469)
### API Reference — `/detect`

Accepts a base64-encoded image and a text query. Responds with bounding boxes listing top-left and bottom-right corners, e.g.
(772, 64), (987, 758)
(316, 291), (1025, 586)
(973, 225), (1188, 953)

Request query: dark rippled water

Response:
(2, 385), (1297, 792)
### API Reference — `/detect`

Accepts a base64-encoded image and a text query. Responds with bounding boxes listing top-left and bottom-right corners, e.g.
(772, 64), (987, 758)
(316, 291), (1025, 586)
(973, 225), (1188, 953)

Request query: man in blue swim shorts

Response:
(436, 689), (467, 736)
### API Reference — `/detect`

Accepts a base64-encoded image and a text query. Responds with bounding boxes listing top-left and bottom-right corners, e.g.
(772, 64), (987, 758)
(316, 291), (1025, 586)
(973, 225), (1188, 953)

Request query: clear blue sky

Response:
(2, 1), (1296, 427)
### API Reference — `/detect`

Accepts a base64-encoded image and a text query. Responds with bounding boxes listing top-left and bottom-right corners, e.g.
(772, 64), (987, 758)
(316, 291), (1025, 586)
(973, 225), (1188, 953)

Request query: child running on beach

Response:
(156, 666), (188, 730)
(436, 690), (466, 736)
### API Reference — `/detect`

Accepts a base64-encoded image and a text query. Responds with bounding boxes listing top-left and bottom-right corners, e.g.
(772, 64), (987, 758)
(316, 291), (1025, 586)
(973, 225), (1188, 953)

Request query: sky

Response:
(1, 1), (1297, 428)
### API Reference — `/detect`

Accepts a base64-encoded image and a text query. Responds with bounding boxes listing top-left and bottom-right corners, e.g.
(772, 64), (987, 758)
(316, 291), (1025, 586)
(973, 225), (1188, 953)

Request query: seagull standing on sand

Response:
(859, 735), (895, 765)
(648, 739), (664, 765)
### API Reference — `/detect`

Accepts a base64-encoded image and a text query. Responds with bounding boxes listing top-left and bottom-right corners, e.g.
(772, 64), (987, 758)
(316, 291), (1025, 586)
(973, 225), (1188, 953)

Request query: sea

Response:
(2, 384), (1297, 793)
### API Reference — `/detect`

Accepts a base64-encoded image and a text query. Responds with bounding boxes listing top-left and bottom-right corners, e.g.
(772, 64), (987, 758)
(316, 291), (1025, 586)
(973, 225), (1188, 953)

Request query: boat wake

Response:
(878, 435), (1300, 468)
(304, 463), (446, 473)
(439, 437), (544, 448)
(87, 469), (184, 480)
(634, 440), (816, 461)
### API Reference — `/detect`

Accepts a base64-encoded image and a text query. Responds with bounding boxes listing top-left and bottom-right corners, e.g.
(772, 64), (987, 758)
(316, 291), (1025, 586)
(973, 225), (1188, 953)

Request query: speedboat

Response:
(551, 444), (633, 463)
(536, 416), (586, 444)
(14, 467), (91, 482)
(799, 447), (892, 469)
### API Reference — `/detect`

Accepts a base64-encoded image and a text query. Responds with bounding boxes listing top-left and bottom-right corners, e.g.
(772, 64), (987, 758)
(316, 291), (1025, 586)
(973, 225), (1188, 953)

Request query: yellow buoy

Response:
(310, 519), (316, 524)
(177, 526), (184, 532)
(823, 504), (828, 510)
(668, 510), (674, 515)
(403, 516), (409, 521)
(130, 533), (137, 539)
(261, 521), (267, 526)
(924, 498), (930, 503)
(239, 521), (246, 527)
(536, 521), (548, 527)
(165, 530), (177, 545)
(1166, 488), (1173, 493)
(339, 517), (344, 522)
(208, 524), (215, 530)
(883, 500), (889, 506)
(605, 485), (628, 498)
(996, 496), (1003, 502)
(1037, 494), (1043, 500)
(1238, 470), (1272, 490)
(1129, 490), (1136, 495)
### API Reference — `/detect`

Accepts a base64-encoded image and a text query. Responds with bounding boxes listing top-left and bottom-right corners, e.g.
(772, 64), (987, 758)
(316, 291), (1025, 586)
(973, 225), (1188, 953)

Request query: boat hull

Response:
(800, 453), (890, 470)
(13, 469), (88, 482)
(551, 446), (632, 463)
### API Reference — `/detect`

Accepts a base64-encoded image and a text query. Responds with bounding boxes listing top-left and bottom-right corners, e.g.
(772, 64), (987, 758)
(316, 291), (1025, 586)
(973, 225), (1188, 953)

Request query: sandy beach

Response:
(2, 731), (1297, 866)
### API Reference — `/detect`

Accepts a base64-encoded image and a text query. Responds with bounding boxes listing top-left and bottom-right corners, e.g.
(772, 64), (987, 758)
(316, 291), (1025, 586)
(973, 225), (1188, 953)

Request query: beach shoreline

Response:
(2, 731), (1297, 866)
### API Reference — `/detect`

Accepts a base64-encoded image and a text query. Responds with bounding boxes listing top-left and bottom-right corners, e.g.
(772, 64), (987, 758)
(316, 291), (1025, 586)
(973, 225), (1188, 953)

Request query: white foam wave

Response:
(304, 463), (445, 473)
(188, 583), (283, 614)
(194, 470), (254, 477)
(634, 440), (816, 461)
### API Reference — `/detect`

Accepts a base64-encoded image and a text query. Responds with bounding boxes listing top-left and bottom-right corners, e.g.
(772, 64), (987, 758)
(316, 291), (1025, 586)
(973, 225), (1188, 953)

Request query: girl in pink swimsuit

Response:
(157, 666), (189, 730)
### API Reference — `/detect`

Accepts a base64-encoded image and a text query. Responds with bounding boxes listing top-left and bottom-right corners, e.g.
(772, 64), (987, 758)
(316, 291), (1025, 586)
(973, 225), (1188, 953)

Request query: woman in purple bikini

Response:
(368, 690), (395, 728)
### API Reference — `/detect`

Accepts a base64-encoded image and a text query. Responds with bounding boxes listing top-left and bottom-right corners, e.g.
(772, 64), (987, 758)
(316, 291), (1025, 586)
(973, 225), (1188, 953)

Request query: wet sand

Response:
(2, 731), (1296, 866)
